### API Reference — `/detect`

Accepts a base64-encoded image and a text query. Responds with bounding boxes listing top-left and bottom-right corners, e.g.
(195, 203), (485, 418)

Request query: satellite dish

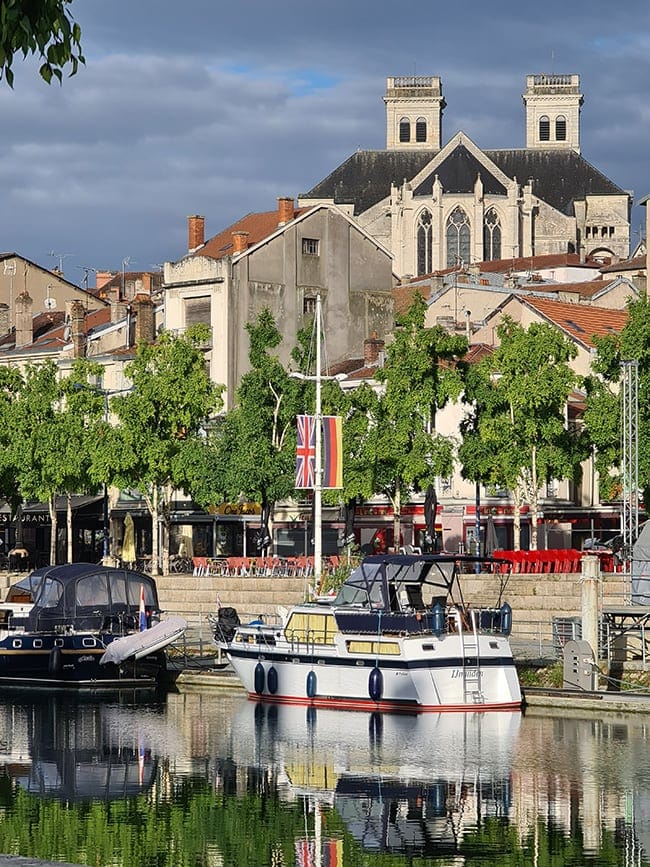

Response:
(44, 296), (56, 310)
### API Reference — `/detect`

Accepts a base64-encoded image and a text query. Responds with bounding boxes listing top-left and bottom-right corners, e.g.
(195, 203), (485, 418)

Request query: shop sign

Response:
(22, 513), (50, 524)
(215, 503), (261, 516)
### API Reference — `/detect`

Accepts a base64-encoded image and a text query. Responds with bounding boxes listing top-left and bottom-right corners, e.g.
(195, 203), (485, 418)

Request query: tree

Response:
(95, 326), (223, 575)
(584, 297), (650, 506)
(0, 0), (84, 87)
(460, 316), (586, 550)
(211, 310), (301, 553)
(374, 294), (468, 548)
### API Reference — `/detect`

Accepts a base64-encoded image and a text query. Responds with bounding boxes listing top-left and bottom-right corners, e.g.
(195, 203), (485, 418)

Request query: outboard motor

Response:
(216, 607), (240, 643)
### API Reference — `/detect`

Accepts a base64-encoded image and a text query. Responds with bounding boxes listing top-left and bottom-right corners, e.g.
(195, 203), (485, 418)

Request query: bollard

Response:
(581, 554), (600, 661)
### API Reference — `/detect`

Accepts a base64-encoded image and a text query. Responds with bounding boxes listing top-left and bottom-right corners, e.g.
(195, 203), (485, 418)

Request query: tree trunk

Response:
(66, 492), (73, 563)
(160, 482), (172, 576)
(529, 445), (539, 551)
(49, 493), (58, 566)
(150, 485), (160, 576)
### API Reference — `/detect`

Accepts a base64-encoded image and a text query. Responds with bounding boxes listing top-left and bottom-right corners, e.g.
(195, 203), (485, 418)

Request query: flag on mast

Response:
(322, 415), (343, 489)
(296, 414), (316, 488)
(139, 584), (147, 632)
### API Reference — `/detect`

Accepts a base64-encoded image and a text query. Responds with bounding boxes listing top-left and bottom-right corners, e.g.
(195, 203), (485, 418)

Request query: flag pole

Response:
(314, 293), (323, 588)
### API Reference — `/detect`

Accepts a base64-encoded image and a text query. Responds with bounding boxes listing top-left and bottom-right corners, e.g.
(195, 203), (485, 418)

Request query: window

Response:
(399, 116), (411, 142)
(539, 115), (550, 141)
(483, 208), (501, 261)
(302, 238), (319, 256)
(555, 115), (566, 140)
(446, 207), (470, 268)
(303, 296), (317, 316)
(184, 296), (211, 327)
(415, 116), (427, 142)
(416, 209), (433, 275)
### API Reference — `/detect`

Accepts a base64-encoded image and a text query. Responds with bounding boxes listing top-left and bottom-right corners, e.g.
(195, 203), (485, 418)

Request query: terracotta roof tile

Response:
(523, 297), (628, 347)
(195, 206), (309, 260)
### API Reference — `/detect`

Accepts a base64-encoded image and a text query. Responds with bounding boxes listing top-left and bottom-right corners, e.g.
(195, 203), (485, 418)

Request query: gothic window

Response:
(399, 117), (411, 142)
(415, 117), (427, 142)
(446, 207), (470, 268)
(483, 208), (501, 261)
(417, 209), (433, 276)
(539, 115), (550, 141)
(555, 115), (567, 140)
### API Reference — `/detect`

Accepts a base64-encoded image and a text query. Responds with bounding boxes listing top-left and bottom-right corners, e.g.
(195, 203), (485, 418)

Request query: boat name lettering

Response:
(451, 669), (482, 679)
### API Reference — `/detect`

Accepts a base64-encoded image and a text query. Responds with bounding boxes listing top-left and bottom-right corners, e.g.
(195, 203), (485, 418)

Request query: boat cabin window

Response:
(284, 611), (337, 645)
(37, 578), (63, 609)
(76, 573), (109, 608)
(346, 640), (400, 655)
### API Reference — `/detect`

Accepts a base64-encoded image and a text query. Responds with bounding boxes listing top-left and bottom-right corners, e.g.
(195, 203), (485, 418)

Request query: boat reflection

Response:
(232, 701), (521, 856)
(0, 691), (169, 800)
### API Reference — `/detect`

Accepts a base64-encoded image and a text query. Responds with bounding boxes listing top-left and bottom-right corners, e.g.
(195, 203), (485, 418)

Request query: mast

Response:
(314, 294), (323, 587)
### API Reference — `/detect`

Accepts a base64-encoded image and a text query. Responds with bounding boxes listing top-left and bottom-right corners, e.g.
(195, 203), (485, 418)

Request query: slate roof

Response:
(414, 144), (507, 197)
(301, 147), (627, 217)
(522, 297), (628, 348)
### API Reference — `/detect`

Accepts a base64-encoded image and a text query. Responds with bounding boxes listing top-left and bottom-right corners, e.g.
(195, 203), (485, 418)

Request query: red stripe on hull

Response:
(246, 692), (522, 714)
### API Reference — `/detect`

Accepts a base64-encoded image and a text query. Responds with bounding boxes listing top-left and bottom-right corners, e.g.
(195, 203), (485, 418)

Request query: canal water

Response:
(0, 687), (648, 866)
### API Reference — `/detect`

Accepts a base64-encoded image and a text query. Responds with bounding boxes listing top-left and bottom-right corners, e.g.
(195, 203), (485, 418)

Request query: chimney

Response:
(188, 215), (205, 252)
(364, 331), (385, 366)
(70, 300), (86, 358)
(0, 304), (9, 336)
(111, 298), (129, 324)
(15, 291), (33, 347)
(141, 273), (152, 295)
(133, 294), (156, 345)
(277, 197), (295, 226)
(232, 231), (249, 254)
(95, 271), (114, 291)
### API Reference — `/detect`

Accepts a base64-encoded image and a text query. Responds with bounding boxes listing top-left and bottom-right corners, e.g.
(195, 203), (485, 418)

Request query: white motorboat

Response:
(214, 553), (522, 712)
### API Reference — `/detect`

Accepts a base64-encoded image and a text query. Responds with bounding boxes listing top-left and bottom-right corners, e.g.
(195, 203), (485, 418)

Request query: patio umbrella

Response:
(122, 513), (136, 566)
(485, 514), (498, 557)
(424, 485), (438, 552)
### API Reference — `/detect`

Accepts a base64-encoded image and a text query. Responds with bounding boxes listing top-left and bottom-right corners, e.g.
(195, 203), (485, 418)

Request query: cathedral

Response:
(300, 74), (631, 279)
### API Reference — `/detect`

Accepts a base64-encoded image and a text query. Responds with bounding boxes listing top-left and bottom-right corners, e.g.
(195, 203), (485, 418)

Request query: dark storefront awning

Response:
(21, 495), (104, 522)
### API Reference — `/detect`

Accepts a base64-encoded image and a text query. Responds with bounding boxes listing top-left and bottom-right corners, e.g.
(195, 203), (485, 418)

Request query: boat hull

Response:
(0, 630), (167, 689)
(226, 632), (522, 712)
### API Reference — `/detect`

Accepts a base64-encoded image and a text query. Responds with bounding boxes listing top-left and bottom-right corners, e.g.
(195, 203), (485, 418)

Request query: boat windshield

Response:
(36, 578), (63, 609)
(335, 561), (384, 607)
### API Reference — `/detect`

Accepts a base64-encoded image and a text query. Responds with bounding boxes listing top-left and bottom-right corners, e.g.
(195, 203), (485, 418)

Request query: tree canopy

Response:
(0, 0), (84, 86)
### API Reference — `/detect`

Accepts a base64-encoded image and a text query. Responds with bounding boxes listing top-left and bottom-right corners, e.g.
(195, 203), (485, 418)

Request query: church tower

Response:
(523, 73), (583, 153)
(384, 76), (445, 150)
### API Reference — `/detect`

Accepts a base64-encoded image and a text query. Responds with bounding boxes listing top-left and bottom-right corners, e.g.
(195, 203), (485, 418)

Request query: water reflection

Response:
(0, 689), (646, 865)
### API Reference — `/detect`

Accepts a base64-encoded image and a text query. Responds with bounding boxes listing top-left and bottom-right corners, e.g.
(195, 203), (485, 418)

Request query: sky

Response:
(0, 0), (648, 286)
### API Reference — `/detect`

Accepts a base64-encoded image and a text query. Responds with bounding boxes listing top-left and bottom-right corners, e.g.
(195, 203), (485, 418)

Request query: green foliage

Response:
(459, 316), (587, 544)
(0, 0), (84, 87)
(585, 297), (650, 506)
(374, 292), (467, 498)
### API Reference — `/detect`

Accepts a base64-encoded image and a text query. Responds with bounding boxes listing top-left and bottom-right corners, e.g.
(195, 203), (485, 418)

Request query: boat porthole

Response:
(369, 666), (383, 702)
(54, 639), (64, 647)
(12, 639), (21, 649)
(82, 638), (96, 648)
(306, 669), (317, 699)
(254, 661), (265, 695)
(267, 665), (278, 694)
(33, 639), (42, 649)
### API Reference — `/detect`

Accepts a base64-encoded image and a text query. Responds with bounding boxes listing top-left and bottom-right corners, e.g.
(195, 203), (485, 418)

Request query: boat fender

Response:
(368, 666), (383, 702)
(500, 602), (513, 637)
(432, 602), (445, 636)
(306, 669), (317, 699)
(267, 665), (278, 695)
(254, 661), (265, 695)
(48, 646), (62, 675)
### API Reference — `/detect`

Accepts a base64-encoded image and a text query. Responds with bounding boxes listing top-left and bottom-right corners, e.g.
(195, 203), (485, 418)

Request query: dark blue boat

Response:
(0, 563), (185, 689)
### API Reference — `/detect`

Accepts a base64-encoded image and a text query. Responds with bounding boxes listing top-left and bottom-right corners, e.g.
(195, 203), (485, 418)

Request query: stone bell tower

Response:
(523, 73), (583, 153)
(384, 76), (445, 151)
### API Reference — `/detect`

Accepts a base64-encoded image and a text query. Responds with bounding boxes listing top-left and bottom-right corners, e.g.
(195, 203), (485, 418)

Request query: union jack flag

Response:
(296, 414), (316, 489)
